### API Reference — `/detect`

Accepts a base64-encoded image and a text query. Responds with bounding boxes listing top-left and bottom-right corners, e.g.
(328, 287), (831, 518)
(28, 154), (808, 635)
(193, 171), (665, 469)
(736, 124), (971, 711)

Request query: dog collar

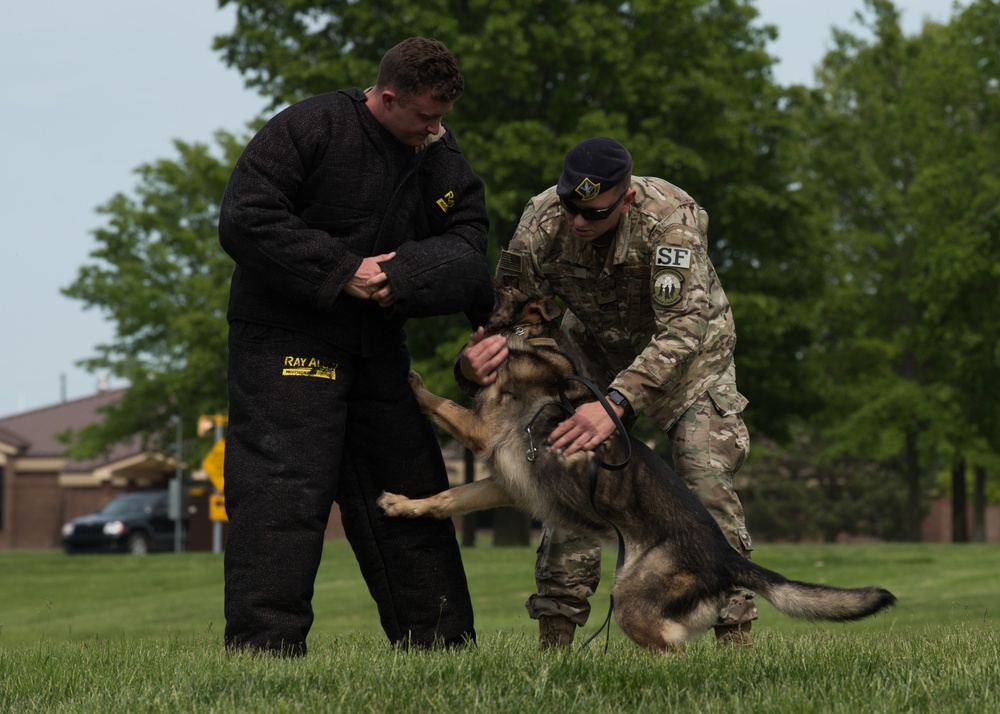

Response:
(505, 324), (559, 349)
(527, 338), (559, 348)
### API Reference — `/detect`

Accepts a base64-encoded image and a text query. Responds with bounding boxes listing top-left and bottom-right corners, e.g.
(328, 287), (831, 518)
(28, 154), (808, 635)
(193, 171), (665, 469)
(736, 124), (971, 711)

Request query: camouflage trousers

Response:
(525, 390), (757, 627)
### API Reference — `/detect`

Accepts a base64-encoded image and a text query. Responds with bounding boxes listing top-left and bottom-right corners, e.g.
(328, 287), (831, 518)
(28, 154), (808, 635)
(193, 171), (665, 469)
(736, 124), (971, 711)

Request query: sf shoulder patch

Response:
(652, 269), (684, 308)
(655, 246), (692, 270)
(436, 190), (456, 213)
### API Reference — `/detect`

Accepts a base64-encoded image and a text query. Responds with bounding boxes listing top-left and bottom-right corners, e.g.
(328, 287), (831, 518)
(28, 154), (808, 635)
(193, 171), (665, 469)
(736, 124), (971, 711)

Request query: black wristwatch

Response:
(607, 389), (634, 419)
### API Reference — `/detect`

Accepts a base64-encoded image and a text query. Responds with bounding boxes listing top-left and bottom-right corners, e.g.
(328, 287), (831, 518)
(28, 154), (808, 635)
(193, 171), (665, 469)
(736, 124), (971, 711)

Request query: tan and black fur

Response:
(378, 279), (896, 651)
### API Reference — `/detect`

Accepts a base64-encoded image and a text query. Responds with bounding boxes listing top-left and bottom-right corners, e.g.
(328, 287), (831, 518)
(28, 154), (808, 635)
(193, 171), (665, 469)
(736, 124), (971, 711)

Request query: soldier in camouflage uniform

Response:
(460, 138), (757, 649)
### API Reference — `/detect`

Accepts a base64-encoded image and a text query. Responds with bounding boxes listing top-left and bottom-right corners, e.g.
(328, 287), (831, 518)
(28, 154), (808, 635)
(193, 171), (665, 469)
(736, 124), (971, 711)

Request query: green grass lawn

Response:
(1, 540), (998, 713)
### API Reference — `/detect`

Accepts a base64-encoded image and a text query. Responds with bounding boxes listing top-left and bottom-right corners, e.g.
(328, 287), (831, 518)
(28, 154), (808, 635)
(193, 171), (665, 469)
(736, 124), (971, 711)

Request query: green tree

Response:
(738, 432), (910, 542)
(797, 0), (1000, 539)
(908, 0), (1000, 538)
(61, 132), (248, 458)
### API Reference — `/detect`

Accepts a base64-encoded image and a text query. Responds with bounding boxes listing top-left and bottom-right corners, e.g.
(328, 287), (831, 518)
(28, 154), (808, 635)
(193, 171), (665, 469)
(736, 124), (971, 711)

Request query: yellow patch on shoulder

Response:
(435, 190), (455, 212)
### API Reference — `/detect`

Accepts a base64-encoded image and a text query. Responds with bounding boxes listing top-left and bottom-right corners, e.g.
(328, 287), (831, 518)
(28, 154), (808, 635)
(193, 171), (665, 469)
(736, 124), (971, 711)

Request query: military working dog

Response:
(378, 279), (896, 651)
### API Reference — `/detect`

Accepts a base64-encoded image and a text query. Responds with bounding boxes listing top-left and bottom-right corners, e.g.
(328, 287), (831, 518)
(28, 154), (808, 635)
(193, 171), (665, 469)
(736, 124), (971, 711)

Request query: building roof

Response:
(0, 388), (131, 458)
(0, 423), (28, 451)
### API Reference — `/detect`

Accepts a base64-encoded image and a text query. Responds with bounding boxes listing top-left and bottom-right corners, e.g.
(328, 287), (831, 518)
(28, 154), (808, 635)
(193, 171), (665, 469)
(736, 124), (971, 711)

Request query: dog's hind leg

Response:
(612, 567), (722, 653)
(378, 477), (515, 519)
(612, 596), (688, 653)
(613, 596), (723, 653)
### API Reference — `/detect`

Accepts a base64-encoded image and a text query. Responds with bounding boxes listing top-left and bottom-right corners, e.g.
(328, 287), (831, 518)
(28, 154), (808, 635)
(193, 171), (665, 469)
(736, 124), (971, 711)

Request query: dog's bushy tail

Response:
(733, 559), (896, 622)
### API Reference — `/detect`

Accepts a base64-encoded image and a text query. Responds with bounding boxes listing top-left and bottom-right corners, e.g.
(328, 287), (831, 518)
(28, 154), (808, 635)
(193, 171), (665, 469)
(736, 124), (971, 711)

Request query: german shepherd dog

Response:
(378, 279), (896, 651)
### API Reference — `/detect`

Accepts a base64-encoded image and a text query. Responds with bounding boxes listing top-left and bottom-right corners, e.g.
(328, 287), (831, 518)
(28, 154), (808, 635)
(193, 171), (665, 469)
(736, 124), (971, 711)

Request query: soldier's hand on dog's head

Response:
(460, 328), (508, 385)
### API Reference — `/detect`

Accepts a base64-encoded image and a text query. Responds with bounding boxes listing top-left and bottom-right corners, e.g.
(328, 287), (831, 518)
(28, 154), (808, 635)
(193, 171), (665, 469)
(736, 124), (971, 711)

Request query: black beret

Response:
(556, 138), (633, 201)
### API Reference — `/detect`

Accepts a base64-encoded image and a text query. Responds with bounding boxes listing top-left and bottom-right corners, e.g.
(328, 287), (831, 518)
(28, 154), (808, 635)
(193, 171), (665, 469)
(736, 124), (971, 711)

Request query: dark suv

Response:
(61, 491), (186, 555)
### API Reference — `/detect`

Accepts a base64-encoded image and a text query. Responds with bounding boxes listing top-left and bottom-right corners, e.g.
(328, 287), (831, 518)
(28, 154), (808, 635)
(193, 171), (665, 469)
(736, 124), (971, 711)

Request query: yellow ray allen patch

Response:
(436, 190), (455, 212)
(282, 356), (338, 379)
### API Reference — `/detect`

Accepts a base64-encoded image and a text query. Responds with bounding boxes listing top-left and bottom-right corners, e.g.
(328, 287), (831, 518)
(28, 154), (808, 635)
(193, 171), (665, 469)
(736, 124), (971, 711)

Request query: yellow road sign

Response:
(197, 413), (228, 437)
(209, 494), (228, 522)
(201, 438), (225, 493)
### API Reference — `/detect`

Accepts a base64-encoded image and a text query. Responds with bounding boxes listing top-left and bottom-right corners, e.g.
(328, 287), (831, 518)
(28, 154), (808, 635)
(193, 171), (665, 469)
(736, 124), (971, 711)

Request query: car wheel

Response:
(126, 532), (150, 556)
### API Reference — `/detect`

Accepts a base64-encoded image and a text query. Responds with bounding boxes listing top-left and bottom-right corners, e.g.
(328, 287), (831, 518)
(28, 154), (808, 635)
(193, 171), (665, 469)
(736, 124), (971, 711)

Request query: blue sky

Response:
(0, 0), (959, 415)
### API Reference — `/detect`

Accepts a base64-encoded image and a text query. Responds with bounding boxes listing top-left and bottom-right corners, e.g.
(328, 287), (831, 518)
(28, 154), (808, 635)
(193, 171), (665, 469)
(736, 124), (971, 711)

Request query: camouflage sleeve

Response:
(608, 204), (714, 414)
(494, 197), (557, 301)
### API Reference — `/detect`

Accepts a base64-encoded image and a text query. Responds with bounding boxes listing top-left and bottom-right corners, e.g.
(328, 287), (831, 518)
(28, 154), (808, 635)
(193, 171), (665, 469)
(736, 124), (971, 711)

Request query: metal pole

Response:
(212, 421), (223, 554)
(173, 414), (183, 553)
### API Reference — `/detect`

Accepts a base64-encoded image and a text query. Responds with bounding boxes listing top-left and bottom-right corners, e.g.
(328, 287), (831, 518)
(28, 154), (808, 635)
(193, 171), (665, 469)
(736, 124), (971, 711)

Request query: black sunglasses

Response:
(560, 190), (626, 221)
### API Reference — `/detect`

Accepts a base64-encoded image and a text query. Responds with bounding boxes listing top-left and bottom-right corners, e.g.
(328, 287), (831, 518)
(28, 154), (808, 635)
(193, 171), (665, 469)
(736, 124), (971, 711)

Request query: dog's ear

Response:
(538, 298), (562, 323)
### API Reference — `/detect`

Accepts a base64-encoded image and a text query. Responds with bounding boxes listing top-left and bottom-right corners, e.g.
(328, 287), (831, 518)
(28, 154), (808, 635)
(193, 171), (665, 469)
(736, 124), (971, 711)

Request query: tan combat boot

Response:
(714, 621), (753, 649)
(538, 615), (577, 650)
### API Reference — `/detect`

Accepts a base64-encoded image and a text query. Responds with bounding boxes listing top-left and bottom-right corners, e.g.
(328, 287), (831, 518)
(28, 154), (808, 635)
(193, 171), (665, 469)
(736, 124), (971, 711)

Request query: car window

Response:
(98, 494), (164, 517)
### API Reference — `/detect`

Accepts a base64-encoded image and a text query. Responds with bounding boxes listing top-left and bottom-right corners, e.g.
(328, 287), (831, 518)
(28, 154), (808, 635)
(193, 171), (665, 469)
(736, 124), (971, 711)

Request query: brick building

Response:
(0, 389), (178, 549)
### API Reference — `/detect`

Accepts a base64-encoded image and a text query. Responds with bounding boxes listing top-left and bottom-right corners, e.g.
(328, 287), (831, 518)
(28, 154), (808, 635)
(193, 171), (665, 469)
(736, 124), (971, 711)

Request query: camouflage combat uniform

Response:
(496, 177), (757, 629)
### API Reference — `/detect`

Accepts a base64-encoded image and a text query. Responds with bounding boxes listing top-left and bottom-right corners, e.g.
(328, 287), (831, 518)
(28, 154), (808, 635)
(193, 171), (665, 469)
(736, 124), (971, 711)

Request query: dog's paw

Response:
(377, 491), (420, 518)
(407, 370), (436, 412)
(408, 370), (426, 392)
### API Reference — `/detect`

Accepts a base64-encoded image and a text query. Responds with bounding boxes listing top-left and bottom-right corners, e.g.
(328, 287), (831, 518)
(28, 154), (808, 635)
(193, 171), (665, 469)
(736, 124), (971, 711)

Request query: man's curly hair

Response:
(374, 37), (464, 103)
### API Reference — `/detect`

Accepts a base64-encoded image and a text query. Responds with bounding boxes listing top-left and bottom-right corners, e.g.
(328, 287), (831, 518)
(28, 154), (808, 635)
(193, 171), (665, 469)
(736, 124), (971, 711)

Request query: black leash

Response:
(523, 375), (632, 653)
